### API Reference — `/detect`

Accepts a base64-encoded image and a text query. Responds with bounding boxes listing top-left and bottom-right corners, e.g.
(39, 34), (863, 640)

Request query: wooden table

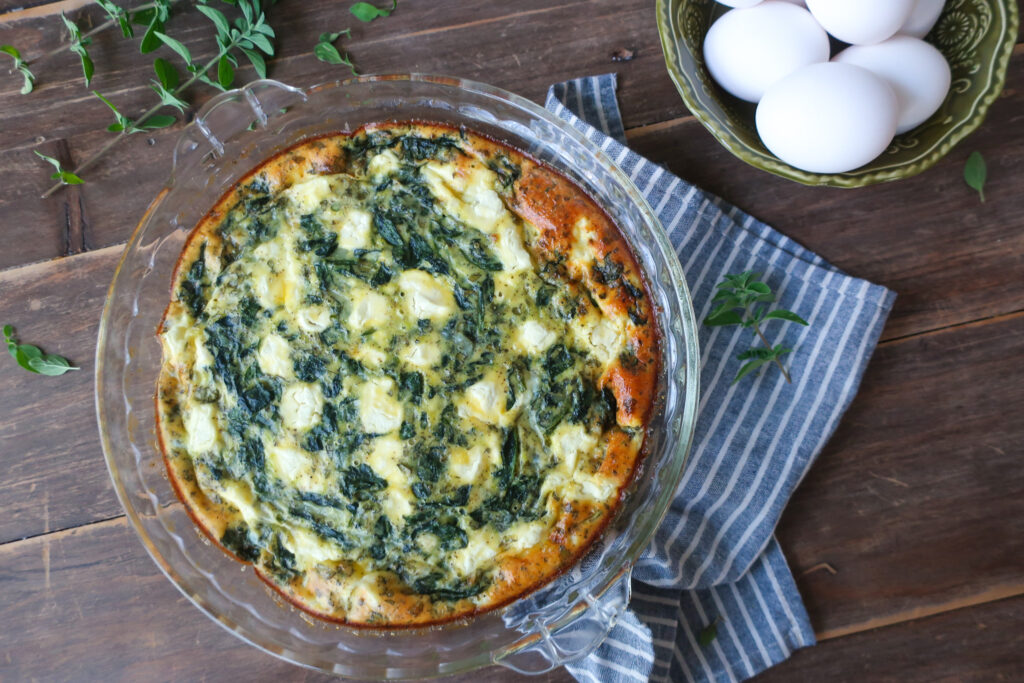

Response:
(2, 2), (1021, 680)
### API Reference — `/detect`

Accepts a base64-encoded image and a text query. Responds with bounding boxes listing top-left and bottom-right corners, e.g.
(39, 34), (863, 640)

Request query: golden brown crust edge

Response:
(155, 123), (661, 628)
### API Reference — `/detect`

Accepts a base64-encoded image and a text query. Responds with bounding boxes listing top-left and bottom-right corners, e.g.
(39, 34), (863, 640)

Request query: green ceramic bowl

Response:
(656, 0), (1018, 187)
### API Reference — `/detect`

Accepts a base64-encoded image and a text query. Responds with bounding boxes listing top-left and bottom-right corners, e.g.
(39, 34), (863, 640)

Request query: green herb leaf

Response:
(2, 325), (79, 376)
(152, 57), (179, 89)
(315, 41), (344, 63)
(28, 353), (77, 376)
(247, 32), (275, 56)
(196, 4), (232, 39)
(150, 81), (187, 112)
(705, 271), (808, 384)
(33, 150), (83, 185)
(56, 171), (85, 185)
(33, 150), (62, 173)
(154, 31), (193, 66)
(93, 90), (134, 133)
(61, 12), (95, 86)
(1, 43), (34, 93)
(138, 114), (176, 129)
(964, 151), (987, 203)
(704, 309), (743, 327)
(697, 620), (718, 647)
(139, 17), (164, 53)
(239, 47), (266, 78)
(762, 309), (809, 326)
(217, 55), (235, 89)
(350, 0), (397, 22)
(96, 0), (133, 38)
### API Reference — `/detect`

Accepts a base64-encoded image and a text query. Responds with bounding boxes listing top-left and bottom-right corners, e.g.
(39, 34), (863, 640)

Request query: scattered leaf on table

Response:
(964, 151), (987, 203)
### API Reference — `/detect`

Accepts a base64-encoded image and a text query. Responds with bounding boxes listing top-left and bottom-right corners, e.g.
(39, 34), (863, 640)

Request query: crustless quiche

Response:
(157, 123), (659, 627)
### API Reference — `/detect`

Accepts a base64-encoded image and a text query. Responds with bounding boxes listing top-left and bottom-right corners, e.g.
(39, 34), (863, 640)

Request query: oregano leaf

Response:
(240, 47), (267, 78)
(153, 57), (179, 89)
(737, 347), (778, 361)
(732, 359), (769, 384)
(217, 55), (235, 89)
(154, 31), (192, 66)
(314, 41), (344, 64)
(2, 325), (78, 376)
(763, 309), (809, 326)
(57, 171), (84, 185)
(350, 0), (397, 22)
(140, 18), (164, 53)
(29, 354), (79, 376)
(196, 5), (232, 39)
(138, 114), (176, 129)
(698, 620), (718, 647)
(964, 151), (986, 203)
(248, 32), (274, 55)
(704, 310), (743, 327)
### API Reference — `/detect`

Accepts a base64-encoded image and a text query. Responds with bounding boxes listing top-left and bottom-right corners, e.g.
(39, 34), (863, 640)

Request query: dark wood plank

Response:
(779, 311), (1024, 638)
(754, 595), (1024, 682)
(1, 247), (1022, 642)
(0, 247), (119, 544)
(0, 516), (573, 683)
(627, 45), (1024, 342)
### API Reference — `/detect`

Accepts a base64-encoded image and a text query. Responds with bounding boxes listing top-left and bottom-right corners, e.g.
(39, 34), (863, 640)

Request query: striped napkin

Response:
(545, 75), (896, 682)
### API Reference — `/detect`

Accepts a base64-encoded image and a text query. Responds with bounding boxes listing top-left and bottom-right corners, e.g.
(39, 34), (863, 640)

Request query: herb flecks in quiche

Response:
(157, 124), (659, 627)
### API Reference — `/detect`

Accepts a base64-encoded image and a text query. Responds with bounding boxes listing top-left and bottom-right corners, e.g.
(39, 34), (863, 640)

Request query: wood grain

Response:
(0, 516), (575, 683)
(753, 595), (1024, 682)
(778, 311), (1024, 639)
(0, 247), (118, 544)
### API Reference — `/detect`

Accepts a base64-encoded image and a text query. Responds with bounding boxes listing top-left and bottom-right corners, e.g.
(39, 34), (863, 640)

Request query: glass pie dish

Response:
(95, 74), (700, 678)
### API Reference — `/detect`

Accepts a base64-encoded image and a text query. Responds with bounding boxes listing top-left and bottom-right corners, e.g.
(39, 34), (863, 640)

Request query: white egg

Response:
(834, 36), (951, 134)
(756, 63), (898, 174)
(805, 0), (915, 45)
(901, 0), (945, 38)
(703, 2), (830, 103)
(716, 0), (763, 7)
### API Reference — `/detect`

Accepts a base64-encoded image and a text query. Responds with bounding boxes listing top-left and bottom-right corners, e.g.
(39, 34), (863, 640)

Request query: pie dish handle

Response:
(492, 565), (633, 675)
(170, 79), (307, 176)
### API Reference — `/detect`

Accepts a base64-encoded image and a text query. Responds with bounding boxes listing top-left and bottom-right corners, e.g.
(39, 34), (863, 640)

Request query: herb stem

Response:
(41, 46), (228, 199)
(748, 304), (792, 384)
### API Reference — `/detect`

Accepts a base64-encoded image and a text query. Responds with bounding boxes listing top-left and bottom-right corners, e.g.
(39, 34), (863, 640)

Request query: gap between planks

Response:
(816, 584), (1024, 641)
(0, 0), (92, 23)
(2, 511), (1022, 644)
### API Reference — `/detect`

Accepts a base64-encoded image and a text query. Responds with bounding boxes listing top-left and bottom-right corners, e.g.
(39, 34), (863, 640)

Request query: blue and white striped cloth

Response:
(547, 75), (896, 682)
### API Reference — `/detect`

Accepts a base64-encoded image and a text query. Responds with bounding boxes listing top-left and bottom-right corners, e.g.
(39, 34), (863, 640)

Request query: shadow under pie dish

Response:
(98, 76), (699, 677)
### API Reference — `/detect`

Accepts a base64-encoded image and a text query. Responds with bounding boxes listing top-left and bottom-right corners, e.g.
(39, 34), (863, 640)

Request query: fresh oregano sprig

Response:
(42, 0), (277, 197)
(704, 271), (808, 384)
(0, 45), (36, 94)
(3, 325), (79, 376)
(3, 1), (175, 96)
(34, 151), (84, 185)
